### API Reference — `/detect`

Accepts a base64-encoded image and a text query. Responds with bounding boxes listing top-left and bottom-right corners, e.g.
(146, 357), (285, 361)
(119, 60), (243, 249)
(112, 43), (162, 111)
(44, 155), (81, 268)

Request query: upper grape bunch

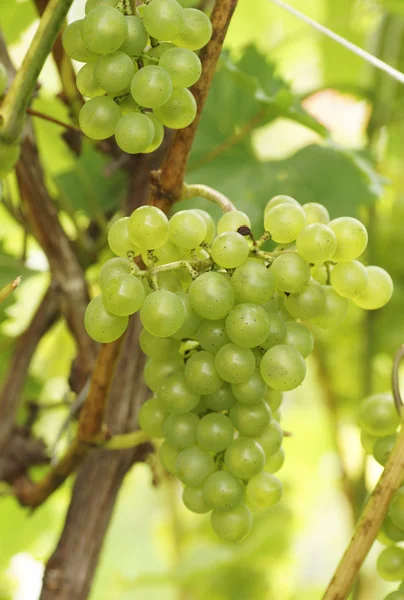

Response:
(63, 0), (212, 154)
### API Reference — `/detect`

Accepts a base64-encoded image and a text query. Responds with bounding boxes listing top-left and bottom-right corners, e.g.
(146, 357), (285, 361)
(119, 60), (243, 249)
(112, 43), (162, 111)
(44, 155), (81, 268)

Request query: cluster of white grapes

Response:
(63, 0), (212, 154)
(360, 394), (404, 599)
(84, 194), (393, 542)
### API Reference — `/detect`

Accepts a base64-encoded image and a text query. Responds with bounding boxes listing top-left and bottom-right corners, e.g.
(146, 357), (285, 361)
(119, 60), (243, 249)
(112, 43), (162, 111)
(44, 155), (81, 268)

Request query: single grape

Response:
(264, 203), (306, 244)
(264, 447), (285, 473)
(85, 0), (117, 13)
(231, 261), (275, 305)
(139, 329), (180, 359)
(94, 51), (135, 93)
(107, 216), (139, 257)
(359, 394), (399, 437)
(215, 343), (255, 385)
(154, 87), (197, 129)
(79, 96), (121, 140)
(224, 438), (265, 480)
(284, 279), (325, 320)
(225, 304), (271, 349)
(330, 260), (368, 299)
(146, 42), (176, 61)
(373, 435), (396, 466)
(382, 517), (404, 544)
(211, 232), (250, 269)
(296, 223), (337, 264)
(163, 412), (199, 449)
(182, 485), (211, 513)
(196, 413), (234, 452)
(143, 0), (185, 40)
(140, 290), (185, 337)
(138, 397), (166, 437)
(155, 271), (183, 293)
(82, 5), (128, 54)
(246, 472), (282, 509)
(192, 209), (216, 243)
(147, 240), (183, 265)
(284, 321), (313, 358)
(259, 312), (287, 350)
(203, 471), (244, 510)
(128, 205), (169, 250)
(256, 421), (283, 457)
(143, 355), (184, 392)
(62, 20), (99, 62)
(159, 371), (200, 414)
(172, 7), (213, 50)
(310, 285), (348, 329)
(76, 63), (105, 98)
(270, 253), (310, 293)
(377, 547), (404, 581)
(99, 256), (131, 288)
(170, 292), (201, 339)
(230, 401), (271, 437)
(260, 344), (306, 391)
(204, 384), (237, 411)
(231, 369), (266, 405)
(115, 112), (155, 154)
(131, 66), (173, 109)
(176, 446), (215, 486)
(159, 47), (201, 88)
(84, 296), (128, 343)
(391, 487), (404, 530)
(102, 273), (145, 316)
(159, 440), (179, 474)
(168, 209), (207, 249)
(302, 202), (330, 225)
(217, 210), (251, 234)
(360, 429), (379, 454)
(184, 351), (223, 395)
(329, 216), (368, 262)
(311, 263), (328, 285)
(120, 15), (148, 55)
(211, 503), (252, 542)
(353, 266), (393, 310)
(118, 94), (140, 114)
(264, 195), (300, 216)
(143, 113), (165, 154)
(196, 319), (230, 353)
(264, 388), (283, 412)
(189, 272), (235, 320)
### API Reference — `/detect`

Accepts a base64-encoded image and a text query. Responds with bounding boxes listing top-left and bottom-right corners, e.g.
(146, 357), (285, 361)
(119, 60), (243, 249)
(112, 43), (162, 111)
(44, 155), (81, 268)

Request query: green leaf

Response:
(1, 0), (37, 45)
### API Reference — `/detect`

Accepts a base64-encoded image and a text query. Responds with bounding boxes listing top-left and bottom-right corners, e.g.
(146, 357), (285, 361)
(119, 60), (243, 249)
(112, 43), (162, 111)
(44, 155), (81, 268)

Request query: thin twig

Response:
(26, 108), (81, 132)
(392, 344), (404, 415)
(182, 183), (236, 212)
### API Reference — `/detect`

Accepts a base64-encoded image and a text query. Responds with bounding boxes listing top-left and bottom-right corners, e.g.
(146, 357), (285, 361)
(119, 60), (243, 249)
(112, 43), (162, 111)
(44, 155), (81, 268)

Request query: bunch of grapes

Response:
(63, 0), (212, 154)
(360, 394), (404, 598)
(85, 194), (393, 542)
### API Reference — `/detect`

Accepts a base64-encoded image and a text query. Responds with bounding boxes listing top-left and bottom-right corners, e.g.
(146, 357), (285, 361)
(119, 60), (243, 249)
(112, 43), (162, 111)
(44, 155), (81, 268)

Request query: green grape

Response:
(163, 412), (199, 449)
(302, 202), (330, 225)
(156, 271), (183, 292)
(264, 203), (306, 244)
(383, 517), (404, 543)
(85, 0), (117, 13)
(182, 485), (210, 513)
(76, 63), (105, 98)
(82, 6), (128, 54)
(231, 369), (266, 405)
(120, 15), (148, 55)
(377, 547), (404, 581)
(215, 343), (255, 384)
(360, 429), (378, 454)
(296, 223), (337, 264)
(264, 195), (300, 216)
(224, 438), (265, 480)
(225, 304), (270, 349)
(102, 273), (145, 316)
(264, 388), (283, 412)
(246, 472), (282, 509)
(143, 355), (184, 392)
(178, 0), (199, 6)
(264, 446), (285, 473)
(168, 209), (207, 249)
(270, 253), (310, 293)
(256, 421), (283, 457)
(154, 87), (197, 129)
(138, 396), (166, 437)
(204, 384), (237, 412)
(231, 261), (275, 305)
(329, 216), (368, 262)
(117, 94), (140, 114)
(170, 292), (201, 339)
(311, 263), (328, 285)
(147, 240), (183, 265)
(310, 285), (348, 329)
(139, 329), (180, 359)
(62, 20), (99, 62)
(159, 440), (179, 474)
(353, 266), (393, 310)
(330, 260), (368, 299)
(259, 313), (287, 350)
(196, 413), (234, 452)
(0, 142), (20, 178)
(99, 257), (132, 287)
(143, 113), (164, 153)
(373, 435), (397, 466)
(128, 205), (169, 250)
(196, 319), (230, 353)
(146, 42), (176, 61)
(391, 487), (404, 530)
(131, 66), (173, 109)
(159, 47), (202, 88)
(172, 8), (213, 50)
(272, 409), (281, 423)
(143, 0), (185, 40)
(84, 295), (128, 343)
(284, 322), (314, 358)
(176, 446), (215, 486)
(184, 351), (223, 394)
(359, 393), (399, 437)
(284, 279), (325, 320)
(94, 51), (135, 93)
(79, 96), (121, 140)
(211, 503), (252, 542)
(191, 209), (215, 243)
(211, 232), (250, 269)
(159, 371), (200, 414)
(217, 210), (251, 234)
(189, 272), (235, 320)
(115, 112), (155, 154)
(140, 290), (185, 337)
(107, 216), (139, 257)
(260, 344), (306, 391)
(230, 401), (271, 437)
(203, 471), (244, 510)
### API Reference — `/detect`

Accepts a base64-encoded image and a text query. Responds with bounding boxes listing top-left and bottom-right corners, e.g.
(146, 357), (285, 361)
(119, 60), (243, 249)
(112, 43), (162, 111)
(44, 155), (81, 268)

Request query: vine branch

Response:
(182, 183), (236, 212)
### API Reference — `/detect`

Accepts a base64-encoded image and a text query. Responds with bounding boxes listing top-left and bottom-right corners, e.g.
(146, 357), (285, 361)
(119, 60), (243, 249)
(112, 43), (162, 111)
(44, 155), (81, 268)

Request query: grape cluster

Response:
(63, 0), (212, 154)
(85, 194), (393, 542)
(360, 394), (404, 598)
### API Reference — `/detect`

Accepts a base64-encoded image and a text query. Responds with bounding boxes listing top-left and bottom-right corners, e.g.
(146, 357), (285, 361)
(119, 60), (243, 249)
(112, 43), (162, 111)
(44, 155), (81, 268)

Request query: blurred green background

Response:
(1, 0), (404, 598)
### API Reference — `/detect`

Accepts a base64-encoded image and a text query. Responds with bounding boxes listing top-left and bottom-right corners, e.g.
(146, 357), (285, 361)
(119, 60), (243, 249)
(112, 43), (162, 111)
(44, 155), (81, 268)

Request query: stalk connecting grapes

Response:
(84, 192), (393, 542)
(63, 0), (212, 153)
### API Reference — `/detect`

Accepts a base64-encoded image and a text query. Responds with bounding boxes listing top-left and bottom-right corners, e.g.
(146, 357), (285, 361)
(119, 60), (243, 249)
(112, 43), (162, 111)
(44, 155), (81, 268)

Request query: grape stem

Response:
(182, 183), (236, 213)
(0, 276), (21, 304)
(392, 344), (404, 415)
(104, 430), (151, 450)
(0, 0), (74, 143)
(136, 258), (212, 282)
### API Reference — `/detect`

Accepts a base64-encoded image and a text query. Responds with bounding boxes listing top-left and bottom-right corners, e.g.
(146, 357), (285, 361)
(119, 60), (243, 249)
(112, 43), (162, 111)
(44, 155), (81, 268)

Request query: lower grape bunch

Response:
(85, 193), (393, 542)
